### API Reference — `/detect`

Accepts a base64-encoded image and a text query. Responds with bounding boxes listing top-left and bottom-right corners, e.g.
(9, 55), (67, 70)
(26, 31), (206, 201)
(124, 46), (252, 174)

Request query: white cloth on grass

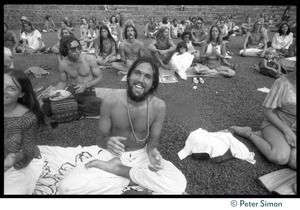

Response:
(178, 128), (256, 164)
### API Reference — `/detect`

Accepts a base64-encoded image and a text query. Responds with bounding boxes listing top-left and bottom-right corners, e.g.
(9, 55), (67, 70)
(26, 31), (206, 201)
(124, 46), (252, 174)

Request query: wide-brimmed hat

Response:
(20, 16), (29, 21)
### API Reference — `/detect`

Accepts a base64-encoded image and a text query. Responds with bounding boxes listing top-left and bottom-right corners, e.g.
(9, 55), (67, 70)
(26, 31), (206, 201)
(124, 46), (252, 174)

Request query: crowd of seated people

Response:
(4, 10), (297, 196)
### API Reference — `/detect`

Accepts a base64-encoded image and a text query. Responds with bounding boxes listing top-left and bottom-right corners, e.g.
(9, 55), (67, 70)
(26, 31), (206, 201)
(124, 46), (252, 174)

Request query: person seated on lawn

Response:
(55, 35), (102, 116)
(17, 20), (47, 54)
(239, 19), (268, 57)
(79, 17), (89, 40)
(4, 23), (19, 54)
(57, 20), (73, 41)
(185, 17), (194, 31)
(158, 16), (171, 39)
(217, 19), (230, 41)
(170, 41), (195, 80)
(192, 25), (236, 78)
(110, 25), (144, 75)
(190, 18), (207, 46)
(178, 19), (187, 35)
(108, 15), (121, 43)
(92, 16), (99, 27)
(83, 18), (99, 52)
(95, 25), (118, 66)
(4, 47), (14, 69)
(19, 16), (30, 38)
(103, 16), (110, 26)
(4, 68), (46, 194)
(240, 16), (253, 36)
(144, 17), (159, 39)
(252, 48), (282, 79)
(63, 16), (74, 31)
(51, 28), (75, 62)
(58, 57), (187, 195)
(269, 22), (293, 58)
(229, 70), (296, 171)
(170, 18), (180, 39)
(277, 37), (296, 74)
(43, 15), (57, 33)
(181, 31), (201, 63)
(148, 26), (176, 70)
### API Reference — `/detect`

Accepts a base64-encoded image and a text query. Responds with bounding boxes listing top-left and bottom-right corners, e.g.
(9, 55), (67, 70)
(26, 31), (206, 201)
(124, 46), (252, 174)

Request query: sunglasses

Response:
(197, 22), (202, 24)
(184, 35), (190, 38)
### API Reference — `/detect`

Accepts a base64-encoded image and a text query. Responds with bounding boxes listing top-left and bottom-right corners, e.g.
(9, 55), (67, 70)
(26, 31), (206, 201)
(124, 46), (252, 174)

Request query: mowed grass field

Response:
(12, 24), (288, 195)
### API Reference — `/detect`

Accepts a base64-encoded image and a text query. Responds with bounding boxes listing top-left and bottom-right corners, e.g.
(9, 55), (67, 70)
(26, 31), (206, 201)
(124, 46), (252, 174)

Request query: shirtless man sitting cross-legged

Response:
(111, 25), (144, 75)
(55, 35), (103, 116)
(58, 57), (187, 194)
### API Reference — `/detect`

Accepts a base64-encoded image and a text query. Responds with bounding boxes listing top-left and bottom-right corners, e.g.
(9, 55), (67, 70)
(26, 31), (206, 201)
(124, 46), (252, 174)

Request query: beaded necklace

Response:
(127, 96), (150, 143)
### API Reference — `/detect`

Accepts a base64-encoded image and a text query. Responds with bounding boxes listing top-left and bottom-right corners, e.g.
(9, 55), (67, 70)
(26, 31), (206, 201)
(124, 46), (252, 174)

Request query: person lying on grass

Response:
(55, 35), (102, 117)
(58, 57), (187, 195)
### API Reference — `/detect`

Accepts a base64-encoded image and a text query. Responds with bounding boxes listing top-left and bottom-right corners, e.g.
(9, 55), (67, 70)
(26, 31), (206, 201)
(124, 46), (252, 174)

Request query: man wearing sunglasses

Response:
(55, 35), (103, 116)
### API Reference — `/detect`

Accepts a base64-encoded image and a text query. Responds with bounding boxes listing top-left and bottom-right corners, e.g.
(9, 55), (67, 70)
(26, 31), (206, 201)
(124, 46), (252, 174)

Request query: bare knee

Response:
(269, 152), (290, 166)
(287, 149), (296, 170)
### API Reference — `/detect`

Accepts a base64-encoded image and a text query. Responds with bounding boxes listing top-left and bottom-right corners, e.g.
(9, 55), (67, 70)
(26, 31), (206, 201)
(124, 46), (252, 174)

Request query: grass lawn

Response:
(12, 25), (286, 195)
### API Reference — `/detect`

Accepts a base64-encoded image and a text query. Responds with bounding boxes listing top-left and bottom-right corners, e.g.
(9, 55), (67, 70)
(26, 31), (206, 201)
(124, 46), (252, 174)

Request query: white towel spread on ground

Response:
(178, 128), (256, 164)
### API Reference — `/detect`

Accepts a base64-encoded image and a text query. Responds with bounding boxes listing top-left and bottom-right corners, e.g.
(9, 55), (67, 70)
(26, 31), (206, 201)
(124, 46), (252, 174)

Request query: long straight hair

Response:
(206, 25), (222, 45)
(99, 25), (117, 53)
(4, 68), (45, 128)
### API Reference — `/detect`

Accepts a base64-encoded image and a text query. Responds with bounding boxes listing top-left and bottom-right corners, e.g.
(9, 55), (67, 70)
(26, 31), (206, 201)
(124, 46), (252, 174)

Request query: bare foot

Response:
(85, 158), (122, 174)
(229, 126), (253, 138)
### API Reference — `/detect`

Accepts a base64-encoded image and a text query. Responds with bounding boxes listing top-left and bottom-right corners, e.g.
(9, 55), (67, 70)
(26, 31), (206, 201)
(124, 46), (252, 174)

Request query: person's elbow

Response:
(262, 106), (274, 117)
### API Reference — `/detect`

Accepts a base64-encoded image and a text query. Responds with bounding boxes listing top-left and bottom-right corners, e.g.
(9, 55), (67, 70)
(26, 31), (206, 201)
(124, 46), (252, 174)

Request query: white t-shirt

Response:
(21, 30), (42, 50)
(271, 32), (294, 50)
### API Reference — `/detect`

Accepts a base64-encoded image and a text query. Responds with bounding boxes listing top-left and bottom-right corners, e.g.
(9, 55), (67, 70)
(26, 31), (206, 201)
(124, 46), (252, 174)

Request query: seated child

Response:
(253, 48), (282, 79)
(170, 41), (194, 80)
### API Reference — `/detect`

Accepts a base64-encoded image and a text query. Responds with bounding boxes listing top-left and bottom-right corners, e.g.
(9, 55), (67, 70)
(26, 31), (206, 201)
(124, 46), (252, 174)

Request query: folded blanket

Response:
(178, 128), (256, 164)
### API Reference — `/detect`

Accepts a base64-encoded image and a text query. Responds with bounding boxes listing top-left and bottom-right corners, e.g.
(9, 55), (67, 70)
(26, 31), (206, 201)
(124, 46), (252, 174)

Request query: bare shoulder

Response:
(136, 39), (144, 47)
(58, 59), (68, 73)
(103, 90), (126, 106)
(150, 96), (166, 111)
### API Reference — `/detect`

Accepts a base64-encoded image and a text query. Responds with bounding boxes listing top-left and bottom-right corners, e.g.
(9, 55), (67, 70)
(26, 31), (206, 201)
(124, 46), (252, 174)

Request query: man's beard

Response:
(127, 85), (150, 102)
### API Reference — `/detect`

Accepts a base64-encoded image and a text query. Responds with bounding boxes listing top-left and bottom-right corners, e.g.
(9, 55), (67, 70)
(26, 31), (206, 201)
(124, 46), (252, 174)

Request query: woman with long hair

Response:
(191, 25), (236, 78)
(95, 25), (118, 66)
(83, 18), (99, 52)
(4, 68), (46, 194)
(108, 15), (120, 42)
(270, 22), (294, 57)
(80, 17), (89, 40)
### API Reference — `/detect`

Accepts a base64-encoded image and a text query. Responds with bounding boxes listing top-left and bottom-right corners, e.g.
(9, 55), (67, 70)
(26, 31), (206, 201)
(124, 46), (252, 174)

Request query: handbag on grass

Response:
(42, 90), (81, 128)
